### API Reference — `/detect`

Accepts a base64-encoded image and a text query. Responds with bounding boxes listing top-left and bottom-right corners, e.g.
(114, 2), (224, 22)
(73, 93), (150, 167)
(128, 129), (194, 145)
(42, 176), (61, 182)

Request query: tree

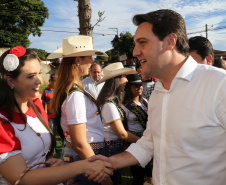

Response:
(31, 48), (49, 61)
(0, 0), (49, 48)
(76, 0), (105, 38)
(77, 0), (92, 36)
(111, 31), (135, 60)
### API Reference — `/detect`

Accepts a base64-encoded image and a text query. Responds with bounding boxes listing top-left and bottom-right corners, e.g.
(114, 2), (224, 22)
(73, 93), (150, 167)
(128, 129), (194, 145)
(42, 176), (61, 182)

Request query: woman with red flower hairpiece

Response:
(0, 47), (114, 185)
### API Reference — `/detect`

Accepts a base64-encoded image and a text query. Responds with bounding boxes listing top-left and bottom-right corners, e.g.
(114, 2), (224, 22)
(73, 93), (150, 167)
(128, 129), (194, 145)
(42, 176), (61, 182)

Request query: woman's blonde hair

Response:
(51, 57), (83, 114)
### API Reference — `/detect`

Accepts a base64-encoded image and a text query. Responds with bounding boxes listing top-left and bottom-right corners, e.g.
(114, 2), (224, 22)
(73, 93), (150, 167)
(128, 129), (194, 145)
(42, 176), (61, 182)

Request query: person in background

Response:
(49, 58), (60, 69)
(142, 75), (157, 101)
(141, 75), (156, 101)
(96, 62), (138, 185)
(189, 36), (214, 65)
(51, 35), (112, 185)
(135, 62), (142, 76)
(123, 73), (153, 185)
(82, 62), (105, 99)
(89, 9), (226, 185)
(213, 58), (226, 70)
(41, 73), (57, 145)
(0, 46), (113, 185)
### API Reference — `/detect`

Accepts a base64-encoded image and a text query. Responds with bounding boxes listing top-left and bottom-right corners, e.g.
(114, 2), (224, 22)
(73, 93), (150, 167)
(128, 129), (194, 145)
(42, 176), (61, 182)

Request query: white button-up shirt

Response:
(127, 56), (226, 185)
(82, 75), (105, 99)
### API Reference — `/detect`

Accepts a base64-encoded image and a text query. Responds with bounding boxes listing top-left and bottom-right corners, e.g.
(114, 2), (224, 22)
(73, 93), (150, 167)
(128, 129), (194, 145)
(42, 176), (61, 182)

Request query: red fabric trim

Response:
(0, 122), (21, 154)
(0, 99), (48, 154)
(0, 99), (48, 125)
(32, 98), (49, 125)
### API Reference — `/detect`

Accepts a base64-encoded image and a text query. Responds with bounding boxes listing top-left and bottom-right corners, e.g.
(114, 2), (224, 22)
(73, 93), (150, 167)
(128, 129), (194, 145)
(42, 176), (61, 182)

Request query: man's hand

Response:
(86, 155), (117, 183)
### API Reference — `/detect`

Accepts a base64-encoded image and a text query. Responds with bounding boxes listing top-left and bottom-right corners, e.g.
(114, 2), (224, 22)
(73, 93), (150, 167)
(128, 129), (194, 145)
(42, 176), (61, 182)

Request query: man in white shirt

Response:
(189, 36), (214, 65)
(82, 62), (104, 99)
(89, 9), (226, 185)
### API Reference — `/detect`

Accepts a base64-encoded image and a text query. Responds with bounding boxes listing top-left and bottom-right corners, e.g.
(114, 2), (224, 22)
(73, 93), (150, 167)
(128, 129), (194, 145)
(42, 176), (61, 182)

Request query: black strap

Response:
(123, 100), (148, 129)
(56, 84), (101, 140)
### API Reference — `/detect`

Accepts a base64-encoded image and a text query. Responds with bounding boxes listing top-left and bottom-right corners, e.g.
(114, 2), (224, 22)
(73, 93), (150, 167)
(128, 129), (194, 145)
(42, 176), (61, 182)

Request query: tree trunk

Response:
(78, 0), (92, 37)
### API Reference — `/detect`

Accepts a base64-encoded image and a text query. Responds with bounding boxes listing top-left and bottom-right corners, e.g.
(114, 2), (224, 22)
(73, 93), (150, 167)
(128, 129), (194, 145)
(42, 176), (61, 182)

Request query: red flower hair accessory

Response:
(10, 46), (26, 57)
(3, 46), (26, 72)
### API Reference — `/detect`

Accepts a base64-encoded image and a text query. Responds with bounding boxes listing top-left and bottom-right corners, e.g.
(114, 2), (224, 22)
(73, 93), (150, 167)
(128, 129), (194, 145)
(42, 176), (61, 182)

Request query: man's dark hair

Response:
(213, 58), (223, 68)
(133, 9), (189, 56)
(189, 36), (214, 61)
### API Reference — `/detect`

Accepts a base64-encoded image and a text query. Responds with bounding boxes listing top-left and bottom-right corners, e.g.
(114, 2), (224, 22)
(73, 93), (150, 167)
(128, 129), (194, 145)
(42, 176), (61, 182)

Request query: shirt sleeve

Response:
(41, 89), (46, 101)
(126, 113), (154, 167)
(65, 91), (87, 125)
(101, 102), (121, 124)
(0, 120), (21, 155)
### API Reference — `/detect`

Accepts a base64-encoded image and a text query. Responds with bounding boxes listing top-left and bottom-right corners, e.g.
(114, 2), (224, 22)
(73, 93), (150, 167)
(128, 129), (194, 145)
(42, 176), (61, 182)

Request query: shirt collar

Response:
(0, 106), (37, 124)
(174, 56), (198, 82)
(155, 56), (198, 91)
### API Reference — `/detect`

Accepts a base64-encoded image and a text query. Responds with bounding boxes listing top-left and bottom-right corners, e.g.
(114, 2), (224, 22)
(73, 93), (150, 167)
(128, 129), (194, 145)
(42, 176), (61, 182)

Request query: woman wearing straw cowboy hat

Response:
(96, 62), (140, 185)
(51, 35), (113, 185)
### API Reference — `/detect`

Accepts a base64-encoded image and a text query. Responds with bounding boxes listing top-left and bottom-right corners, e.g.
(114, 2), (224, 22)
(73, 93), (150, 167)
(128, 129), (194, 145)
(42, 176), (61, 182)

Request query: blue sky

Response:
(29, 0), (226, 54)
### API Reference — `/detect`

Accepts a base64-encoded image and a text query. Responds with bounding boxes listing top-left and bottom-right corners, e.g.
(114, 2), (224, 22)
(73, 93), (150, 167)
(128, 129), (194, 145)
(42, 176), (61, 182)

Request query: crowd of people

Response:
(0, 8), (226, 185)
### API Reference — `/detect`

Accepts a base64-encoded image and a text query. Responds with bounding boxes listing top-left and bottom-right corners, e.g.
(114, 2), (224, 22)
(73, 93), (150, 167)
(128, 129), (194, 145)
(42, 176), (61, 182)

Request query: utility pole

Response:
(109, 27), (118, 37)
(205, 24), (208, 39)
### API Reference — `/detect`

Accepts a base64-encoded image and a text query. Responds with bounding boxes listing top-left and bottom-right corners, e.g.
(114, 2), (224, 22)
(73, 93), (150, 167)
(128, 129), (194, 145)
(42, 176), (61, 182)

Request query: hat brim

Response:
(47, 48), (63, 59)
(63, 50), (108, 58)
(97, 68), (137, 85)
(129, 80), (144, 84)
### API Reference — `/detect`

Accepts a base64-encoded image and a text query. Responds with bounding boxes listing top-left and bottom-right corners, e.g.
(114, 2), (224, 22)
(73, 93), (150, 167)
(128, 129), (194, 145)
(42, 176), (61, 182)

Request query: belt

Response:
(130, 131), (143, 137)
(64, 139), (105, 150)
(105, 140), (123, 146)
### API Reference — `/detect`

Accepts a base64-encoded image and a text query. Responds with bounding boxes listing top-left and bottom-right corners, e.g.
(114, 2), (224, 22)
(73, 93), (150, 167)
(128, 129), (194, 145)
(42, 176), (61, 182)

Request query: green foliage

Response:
(39, 84), (48, 94)
(0, 0), (49, 48)
(105, 50), (112, 60)
(111, 32), (135, 60)
(32, 48), (49, 60)
(92, 10), (106, 30)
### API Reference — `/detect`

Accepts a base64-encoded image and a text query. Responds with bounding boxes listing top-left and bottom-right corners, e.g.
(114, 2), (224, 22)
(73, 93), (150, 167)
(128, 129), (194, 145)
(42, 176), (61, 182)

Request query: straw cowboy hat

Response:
(97, 62), (137, 85)
(47, 35), (108, 58)
(47, 48), (62, 59)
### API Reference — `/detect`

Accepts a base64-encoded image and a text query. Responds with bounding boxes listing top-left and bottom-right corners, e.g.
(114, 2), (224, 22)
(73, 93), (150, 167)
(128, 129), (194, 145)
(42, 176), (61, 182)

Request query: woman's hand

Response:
(82, 157), (114, 183)
(46, 158), (64, 167)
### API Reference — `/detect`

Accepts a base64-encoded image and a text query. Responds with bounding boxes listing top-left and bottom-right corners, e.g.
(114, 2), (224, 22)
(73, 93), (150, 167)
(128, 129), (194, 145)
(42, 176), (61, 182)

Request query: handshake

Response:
(83, 155), (117, 183)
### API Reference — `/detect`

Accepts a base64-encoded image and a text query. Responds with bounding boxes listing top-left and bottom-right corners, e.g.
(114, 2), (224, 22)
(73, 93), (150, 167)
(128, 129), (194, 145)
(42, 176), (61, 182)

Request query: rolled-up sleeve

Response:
(126, 118), (154, 167)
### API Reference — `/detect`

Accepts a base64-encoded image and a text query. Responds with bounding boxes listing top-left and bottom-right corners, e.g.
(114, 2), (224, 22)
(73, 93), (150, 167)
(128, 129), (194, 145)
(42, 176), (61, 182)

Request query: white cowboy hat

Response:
(47, 48), (62, 59)
(63, 35), (108, 57)
(97, 62), (137, 85)
(47, 35), (108, 58)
